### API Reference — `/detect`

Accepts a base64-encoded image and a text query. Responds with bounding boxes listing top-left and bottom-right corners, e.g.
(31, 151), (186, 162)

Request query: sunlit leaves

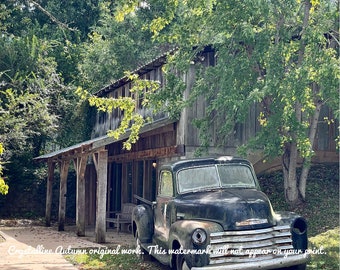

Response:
(77, 73), (160, 150)
(109, 0), (339, 160)
(115, 2), (138, 22)
(0, 143), (9, 195)
(0, 175), (8, 196)
(150, 17), (170, 36)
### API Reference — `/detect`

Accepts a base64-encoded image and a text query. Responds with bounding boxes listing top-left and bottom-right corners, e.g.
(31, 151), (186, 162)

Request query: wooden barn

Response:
(35, 47), (338, 243)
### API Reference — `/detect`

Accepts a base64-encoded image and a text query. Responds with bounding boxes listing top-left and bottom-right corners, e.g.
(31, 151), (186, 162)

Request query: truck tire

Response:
(175, 253), (190, 270)
(135, 231), (152, 261)
(281, 264), (307, 270)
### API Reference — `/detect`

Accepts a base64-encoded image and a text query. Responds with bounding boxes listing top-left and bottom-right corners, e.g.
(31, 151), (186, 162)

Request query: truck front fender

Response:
(275, 211), (308, 251)
(169, 220), (223, 268)
(132, 204), (154, 243)
(169, 219), (223, 248)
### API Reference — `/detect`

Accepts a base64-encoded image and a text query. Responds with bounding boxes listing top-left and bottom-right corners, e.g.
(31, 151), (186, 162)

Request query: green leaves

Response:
(77, 74), (160, 150)
(112, 0), (339, 163)
(0, 33), (78, 160)
(0, 143), (9, 195)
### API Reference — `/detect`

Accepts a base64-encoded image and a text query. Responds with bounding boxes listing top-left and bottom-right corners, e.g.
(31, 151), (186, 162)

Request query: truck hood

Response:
(174, 189), (276, 230)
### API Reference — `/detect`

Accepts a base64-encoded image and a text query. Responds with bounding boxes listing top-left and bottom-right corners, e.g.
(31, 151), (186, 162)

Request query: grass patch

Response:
(64, 247), (143, 270)
(308, 227), (340, 270)
(258, 164), (339, 236)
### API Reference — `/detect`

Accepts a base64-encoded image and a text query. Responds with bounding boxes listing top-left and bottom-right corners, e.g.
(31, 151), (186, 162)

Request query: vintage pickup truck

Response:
(132, 156), (310, 270)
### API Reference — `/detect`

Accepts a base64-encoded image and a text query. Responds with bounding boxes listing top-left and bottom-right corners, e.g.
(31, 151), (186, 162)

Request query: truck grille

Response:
(209, 225), (293, 264)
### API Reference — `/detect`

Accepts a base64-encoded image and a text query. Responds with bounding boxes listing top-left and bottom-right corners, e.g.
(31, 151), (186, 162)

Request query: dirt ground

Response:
(0, 224), (83, 269)
(0, 219), (168, 270)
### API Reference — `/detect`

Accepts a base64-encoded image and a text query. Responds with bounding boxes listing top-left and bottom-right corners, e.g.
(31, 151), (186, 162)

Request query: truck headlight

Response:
(192, 228), (207, 245)
(291, 217), (308, 251)
(292, 217), (307, 234)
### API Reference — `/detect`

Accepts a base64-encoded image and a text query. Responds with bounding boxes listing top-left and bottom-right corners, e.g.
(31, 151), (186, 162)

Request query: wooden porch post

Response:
(58, 160), (69, 231)
(74, 155), (87, 236)
(93, 149), (108, 243)
(45, 161), (55, 227)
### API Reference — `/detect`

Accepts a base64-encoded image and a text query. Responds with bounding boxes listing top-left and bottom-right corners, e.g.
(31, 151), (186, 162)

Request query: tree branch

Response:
(27, 0), (77, 32)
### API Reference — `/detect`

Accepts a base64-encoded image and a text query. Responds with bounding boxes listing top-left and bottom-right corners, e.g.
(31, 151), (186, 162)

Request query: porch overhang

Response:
(34, 117), (177, 163)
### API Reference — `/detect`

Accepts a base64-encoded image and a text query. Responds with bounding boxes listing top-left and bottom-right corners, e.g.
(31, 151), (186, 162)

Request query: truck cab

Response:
(132, 156), (309, 270)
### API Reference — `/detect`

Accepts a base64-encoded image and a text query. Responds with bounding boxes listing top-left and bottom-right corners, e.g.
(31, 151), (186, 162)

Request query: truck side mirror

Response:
(151, 201), (157, 209)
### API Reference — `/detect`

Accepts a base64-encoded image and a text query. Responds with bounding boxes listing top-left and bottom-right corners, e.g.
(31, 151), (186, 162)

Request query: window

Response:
(159, 170), (173, 197)
(177, 166), (219, 193)
(218, 165), (255, 187)
(177, 164), (256, 194)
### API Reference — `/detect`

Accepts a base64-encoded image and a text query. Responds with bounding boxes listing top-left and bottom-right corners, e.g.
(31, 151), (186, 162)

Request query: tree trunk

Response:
(280, 0), (312, 207)
(282, 142), (299, 205)
(293, 0), (312, 203)
(299, 98), (323, 200)
(299, 163), (310, 202)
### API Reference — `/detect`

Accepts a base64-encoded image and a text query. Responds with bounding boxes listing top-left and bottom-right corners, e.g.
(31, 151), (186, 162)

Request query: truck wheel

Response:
(135, 232), (145, 260)
(175, 254), (190, 270)
(281, 264), (306, 270)
(296, 264), (307, 270)
(135, 232), (152, 261)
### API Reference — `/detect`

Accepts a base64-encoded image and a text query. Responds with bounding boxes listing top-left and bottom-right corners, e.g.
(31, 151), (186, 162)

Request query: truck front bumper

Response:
(191, 254), (310, 270)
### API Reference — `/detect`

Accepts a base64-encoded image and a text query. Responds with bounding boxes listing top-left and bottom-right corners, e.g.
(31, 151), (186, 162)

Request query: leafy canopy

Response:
(77, 73), (160, 150)
(114, 0), (339, 159)
(78, 1), (171, 93)
(0, 143), (8, 195)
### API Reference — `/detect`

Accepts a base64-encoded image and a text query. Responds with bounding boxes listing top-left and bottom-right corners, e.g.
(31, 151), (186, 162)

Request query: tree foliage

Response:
(114, 0), (339, 205)
(0, 0), (101, 153)
(0, 0), (97, 212)
(0, 143), (9, 195)
(77, 73), (160, 150)
(0, 34), (75, 156)
(78, 1), (170, 93)
(0, 0), (337, 211)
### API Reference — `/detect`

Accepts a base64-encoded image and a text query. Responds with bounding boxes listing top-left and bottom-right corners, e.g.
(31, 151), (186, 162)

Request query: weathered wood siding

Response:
(179, 50), (262, 156)
(316, 106), (338, 151)
(106, 123), (178, 161)
(91, 66), (166, 138)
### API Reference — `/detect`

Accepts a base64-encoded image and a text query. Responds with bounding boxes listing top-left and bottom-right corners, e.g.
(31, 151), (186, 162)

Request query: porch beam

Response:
(45, 161), (55, 227)
(108, 145), (185, 162)
(58, 160), (70, 231)
(73, 154), (87, 236)
(93, 149), (108, 243)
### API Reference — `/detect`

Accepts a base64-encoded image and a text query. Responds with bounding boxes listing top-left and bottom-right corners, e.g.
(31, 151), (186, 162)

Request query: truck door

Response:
(153, 170), (173, 248)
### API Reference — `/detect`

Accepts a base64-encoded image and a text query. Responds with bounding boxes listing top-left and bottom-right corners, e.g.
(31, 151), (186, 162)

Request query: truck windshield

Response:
(177, 164), (256, 193)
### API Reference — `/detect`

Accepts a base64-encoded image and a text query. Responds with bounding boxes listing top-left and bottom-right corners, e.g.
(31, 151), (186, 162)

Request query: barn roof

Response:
(34, 118), (176, 162)
(94, 48), (176, 97)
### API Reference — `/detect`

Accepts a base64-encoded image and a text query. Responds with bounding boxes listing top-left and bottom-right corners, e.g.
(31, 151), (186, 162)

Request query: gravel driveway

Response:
(0, 219), (167, 270)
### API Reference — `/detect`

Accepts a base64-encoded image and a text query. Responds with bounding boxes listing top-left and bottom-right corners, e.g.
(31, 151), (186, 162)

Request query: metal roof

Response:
(34, 118), (176, 162)
(33, 136), (106, 161)
(94, 45), (214, 97)
(95, 48), (177, 97)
